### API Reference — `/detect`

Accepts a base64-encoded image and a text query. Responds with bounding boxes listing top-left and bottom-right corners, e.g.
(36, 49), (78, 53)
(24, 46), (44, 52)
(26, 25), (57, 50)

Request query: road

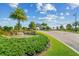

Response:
(46, 31), (79, 52)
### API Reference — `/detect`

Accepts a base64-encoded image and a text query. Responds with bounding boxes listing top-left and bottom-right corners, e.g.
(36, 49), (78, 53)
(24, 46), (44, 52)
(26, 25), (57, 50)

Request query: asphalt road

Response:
(46, 31), (79, 52)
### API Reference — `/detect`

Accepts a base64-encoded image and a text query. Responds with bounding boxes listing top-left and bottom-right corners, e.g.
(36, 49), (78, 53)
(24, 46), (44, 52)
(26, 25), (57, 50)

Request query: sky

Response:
(0, 3), (79, 28)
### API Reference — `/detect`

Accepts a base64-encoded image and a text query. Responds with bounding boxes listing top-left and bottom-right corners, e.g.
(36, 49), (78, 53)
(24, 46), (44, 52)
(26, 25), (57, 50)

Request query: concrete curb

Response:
(40, 31), (79, 55)
(49, 34), (79, 55)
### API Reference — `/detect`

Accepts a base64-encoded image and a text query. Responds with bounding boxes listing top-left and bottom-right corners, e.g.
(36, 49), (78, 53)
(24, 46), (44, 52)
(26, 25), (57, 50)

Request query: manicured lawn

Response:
(37, 31), (79, 56)
(1, 35), (39, 38)
(0, 35), (49, 56)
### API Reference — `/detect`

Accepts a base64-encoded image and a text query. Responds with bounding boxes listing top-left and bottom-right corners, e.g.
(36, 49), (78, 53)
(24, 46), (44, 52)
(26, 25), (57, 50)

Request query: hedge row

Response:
(0, 35), (49, 56)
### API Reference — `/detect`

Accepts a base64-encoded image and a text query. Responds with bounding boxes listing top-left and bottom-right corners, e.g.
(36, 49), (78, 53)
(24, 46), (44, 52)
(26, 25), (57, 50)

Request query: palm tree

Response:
(9, 8), (27, 31)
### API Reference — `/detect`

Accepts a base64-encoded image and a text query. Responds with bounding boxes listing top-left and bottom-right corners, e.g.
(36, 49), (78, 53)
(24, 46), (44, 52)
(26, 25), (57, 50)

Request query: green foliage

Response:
(60, 25), (65, 30)
(72, 21), (79, 32)
(41, 23), (47, 26)
(40, 23), (51, 30)
(73, 21), (79, 27)
(56, 26), (59, 30)
(37, 31), (79, 56)
(66, 24), (73, 31)
(14, 23), (22, 30)
(9, 8), (27, 30)
(22, 27), (27, 30)
(3, 26), (13, 31)
(29, 21), (36, 30)
(10, 8), (27, 20)
(0, 35), (48, 56)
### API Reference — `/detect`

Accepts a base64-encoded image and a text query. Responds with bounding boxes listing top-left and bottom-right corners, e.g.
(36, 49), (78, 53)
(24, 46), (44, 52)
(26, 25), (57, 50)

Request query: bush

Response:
(0, 35), (49, 56)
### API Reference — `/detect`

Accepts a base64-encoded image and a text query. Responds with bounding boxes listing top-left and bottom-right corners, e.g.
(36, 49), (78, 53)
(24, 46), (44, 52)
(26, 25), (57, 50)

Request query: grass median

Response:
(37, 31), (79, 56)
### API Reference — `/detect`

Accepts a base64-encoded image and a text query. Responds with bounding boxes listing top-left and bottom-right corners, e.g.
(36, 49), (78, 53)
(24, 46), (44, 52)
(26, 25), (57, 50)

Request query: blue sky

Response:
(0, 3), (79, 28)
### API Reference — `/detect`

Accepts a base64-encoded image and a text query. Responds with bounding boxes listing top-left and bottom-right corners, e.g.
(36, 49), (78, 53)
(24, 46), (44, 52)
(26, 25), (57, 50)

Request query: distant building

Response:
(36, 23), (41, 30)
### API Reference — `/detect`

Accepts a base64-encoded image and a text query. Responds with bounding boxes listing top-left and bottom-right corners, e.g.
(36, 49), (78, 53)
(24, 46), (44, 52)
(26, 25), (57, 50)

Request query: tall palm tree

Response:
(9, 8), (27, 31)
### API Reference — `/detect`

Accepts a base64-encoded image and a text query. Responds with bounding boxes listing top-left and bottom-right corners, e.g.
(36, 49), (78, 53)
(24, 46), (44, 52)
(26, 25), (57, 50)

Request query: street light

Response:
(73, 11), (77, 32)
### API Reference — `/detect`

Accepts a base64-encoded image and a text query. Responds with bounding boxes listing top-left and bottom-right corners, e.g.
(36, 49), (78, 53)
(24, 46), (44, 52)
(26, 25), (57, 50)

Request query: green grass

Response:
(37, 31), (79, 56)
(1, 35), (39, 38)
(0, 35), (49, 56)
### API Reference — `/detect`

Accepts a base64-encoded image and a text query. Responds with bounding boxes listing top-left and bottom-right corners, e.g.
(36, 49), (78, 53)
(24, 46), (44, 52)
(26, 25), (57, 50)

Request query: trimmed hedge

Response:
(0, 35), (49, 56)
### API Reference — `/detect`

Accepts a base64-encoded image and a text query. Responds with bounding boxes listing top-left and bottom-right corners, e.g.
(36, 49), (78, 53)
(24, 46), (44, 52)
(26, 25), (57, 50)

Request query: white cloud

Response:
(40, 11), (46, 14)
(36, 3), (43, 11)
(33, 16), (35, 18)
(39, 14), (58, 22)
(25, 9), (28, 13)
(53, 20), (57, 23)
(69, 3), (79, 9)
(0, 18), (17, 26)
(66, 12), (70, 15)
(60, 16), (65, 19)
(44, 4), (57, 11)
(60, 12), (64, 16)
(66, 6), (70, 10)
(9, 3), (19, 8)
(36, 3), (57, 14)
(30, 4), (33, 7)
(27, 16), (30, 18)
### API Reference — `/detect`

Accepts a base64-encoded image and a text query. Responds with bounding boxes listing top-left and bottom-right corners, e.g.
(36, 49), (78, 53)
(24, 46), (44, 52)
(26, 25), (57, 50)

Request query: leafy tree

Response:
(72, 21), (79, 32)
(3, 26), (13, 31)
(60, 25), (64, 30)
(56, 26), (59, 30)
(29, 21), (36, 30)
(41, 23), (47, 26)
(73, 21), (79, 27)
(14, 23), (22, 30)
(22, 27), (27, 30)
(41, 23), (47, 30)
(0, 26), (2, 30)
(46, 26), (51, 30)
(66, 24), (73, 31)
(9, 8), (27, 31)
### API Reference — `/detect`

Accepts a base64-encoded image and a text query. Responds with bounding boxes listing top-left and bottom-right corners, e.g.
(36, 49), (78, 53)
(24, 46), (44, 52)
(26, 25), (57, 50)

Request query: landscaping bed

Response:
(0, 35), (49, 56)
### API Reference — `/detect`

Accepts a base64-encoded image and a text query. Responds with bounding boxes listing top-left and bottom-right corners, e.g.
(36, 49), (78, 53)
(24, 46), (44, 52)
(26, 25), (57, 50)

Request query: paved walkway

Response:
(46, 31), (79, 52)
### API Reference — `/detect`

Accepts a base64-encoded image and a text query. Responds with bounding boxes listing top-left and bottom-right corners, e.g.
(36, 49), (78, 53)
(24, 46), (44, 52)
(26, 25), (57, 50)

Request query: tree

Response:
(3, 26), (13, 31)
(29, 21), (36, 30)
(60, 25), (64, 30)
(14, 23), (22, 30)
(66, 24), (73, 31)
(56, 26), (59, 30)
(41, 23), (47, 30)
(0, 26), (2, 30)
(22, 27), (27, 30)
(72, 21), (79, 32)
(41, 23), (47, 26)
(9, 8), (27, 31)
(46, 26), (51, 30)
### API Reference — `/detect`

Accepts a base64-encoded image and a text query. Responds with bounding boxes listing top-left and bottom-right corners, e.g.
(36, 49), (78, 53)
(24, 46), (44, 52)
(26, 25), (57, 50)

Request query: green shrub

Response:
(0, 35), (49, 56)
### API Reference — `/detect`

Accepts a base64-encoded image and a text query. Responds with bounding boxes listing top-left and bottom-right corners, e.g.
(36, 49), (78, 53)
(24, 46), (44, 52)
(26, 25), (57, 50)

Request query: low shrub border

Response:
(0, 35), (49, 56)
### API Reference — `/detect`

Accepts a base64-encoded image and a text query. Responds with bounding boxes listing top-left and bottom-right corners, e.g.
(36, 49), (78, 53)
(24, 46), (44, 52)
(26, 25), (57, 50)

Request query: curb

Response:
(49, 34), (79, 55)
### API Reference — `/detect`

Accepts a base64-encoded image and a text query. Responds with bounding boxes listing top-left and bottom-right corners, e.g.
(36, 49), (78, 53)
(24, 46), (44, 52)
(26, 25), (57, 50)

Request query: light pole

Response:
(73, 11), (77, 32)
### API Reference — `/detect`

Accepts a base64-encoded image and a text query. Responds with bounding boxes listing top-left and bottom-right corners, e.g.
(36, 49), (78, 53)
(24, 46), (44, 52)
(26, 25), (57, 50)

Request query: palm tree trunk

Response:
(17, 20), (20, 31)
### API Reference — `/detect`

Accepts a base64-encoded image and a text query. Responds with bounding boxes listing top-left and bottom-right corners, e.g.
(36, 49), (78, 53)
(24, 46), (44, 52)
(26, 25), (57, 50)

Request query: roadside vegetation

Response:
(37, 31), (79, 56)
(0, 7), (50, 56)
(55, 21), (79, 33)
(0, 5), (78, 56)
(0, 35), (49, 56)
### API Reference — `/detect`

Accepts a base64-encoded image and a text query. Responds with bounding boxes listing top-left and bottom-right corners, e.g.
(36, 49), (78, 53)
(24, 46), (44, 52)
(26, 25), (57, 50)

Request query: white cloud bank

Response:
(69, 3), (79, 9)
(36, 3), (57, 14)
(9, 3), (19, 8)
(39, 14), (58, 22)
